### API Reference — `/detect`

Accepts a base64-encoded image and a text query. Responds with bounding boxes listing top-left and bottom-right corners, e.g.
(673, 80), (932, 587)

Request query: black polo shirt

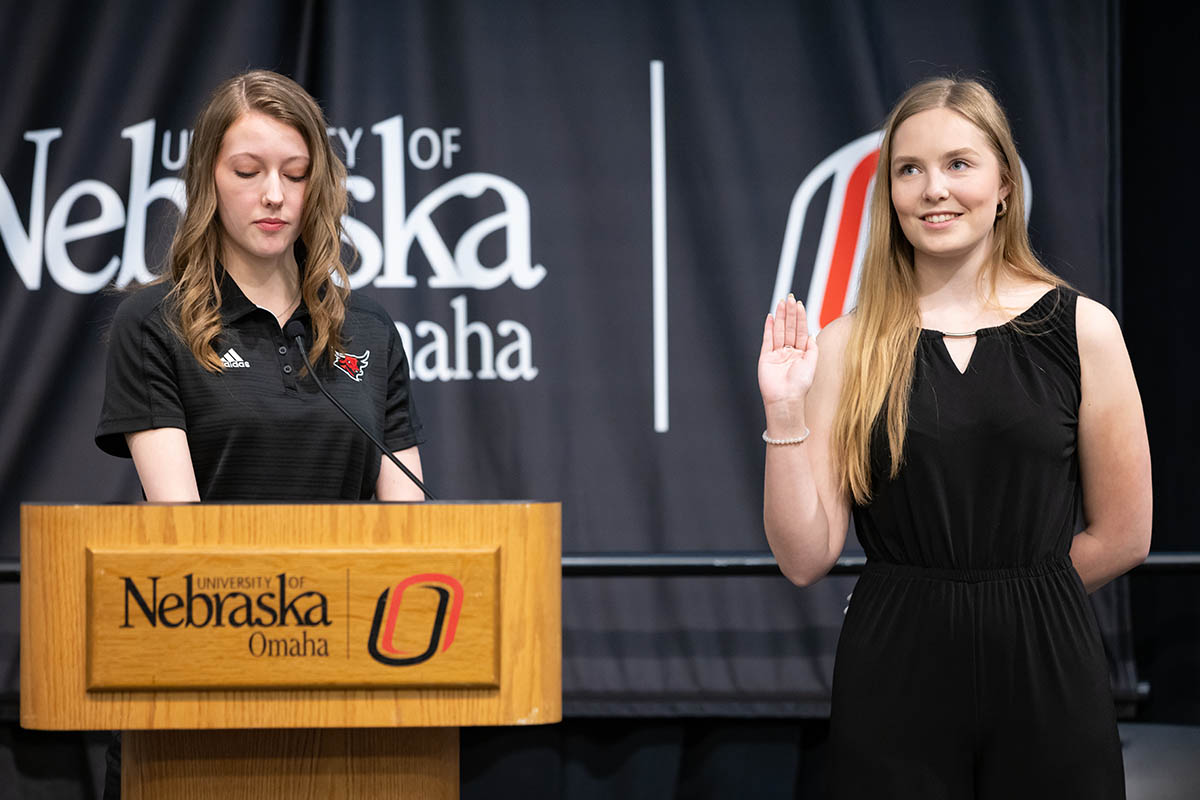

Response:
(96, 273), (424, 500)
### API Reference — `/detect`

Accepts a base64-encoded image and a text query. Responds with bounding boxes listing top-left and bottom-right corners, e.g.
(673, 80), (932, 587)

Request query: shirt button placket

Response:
(276, 333), (299, 392)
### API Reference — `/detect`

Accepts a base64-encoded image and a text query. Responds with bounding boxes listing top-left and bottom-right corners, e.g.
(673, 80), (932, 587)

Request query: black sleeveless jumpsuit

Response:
(829, 288), (1125, 799)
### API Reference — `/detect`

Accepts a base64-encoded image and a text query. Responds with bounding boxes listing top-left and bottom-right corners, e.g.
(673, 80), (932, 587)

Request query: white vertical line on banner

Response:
(650, 60), (669, 433)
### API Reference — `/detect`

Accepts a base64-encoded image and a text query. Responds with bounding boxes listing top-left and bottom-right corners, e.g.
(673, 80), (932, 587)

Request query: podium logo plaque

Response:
(85, 548), (500, 690)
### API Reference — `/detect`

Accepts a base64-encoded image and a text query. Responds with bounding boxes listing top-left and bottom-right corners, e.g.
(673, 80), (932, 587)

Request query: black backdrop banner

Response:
(1, 0), (1126, 715)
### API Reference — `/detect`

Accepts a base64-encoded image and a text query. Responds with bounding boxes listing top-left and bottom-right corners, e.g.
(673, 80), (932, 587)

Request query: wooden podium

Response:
(20, 502), (561, 799)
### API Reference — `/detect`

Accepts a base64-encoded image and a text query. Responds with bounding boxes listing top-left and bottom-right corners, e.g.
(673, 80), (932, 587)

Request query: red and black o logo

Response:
(368, 573), (463, 666)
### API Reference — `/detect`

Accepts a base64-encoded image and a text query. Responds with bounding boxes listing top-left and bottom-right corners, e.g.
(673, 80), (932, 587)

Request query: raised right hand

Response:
(758, 294), (818, 414)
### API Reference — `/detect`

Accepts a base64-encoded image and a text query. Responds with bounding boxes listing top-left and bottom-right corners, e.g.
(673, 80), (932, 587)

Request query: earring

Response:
(996, 198), (1008, 218)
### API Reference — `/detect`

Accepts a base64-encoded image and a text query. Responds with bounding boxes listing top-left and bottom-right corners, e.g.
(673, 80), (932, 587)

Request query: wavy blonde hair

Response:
(835, 78), (1064, 504)
(166, 69), (350, 371)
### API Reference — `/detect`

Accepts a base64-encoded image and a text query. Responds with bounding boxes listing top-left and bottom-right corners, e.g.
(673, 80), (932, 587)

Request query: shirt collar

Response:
(216, 242), (311, 325)
(216, 266), (260, 324)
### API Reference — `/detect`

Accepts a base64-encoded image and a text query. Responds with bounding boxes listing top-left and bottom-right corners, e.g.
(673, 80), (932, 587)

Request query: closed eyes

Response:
(234, 170), (307, 182)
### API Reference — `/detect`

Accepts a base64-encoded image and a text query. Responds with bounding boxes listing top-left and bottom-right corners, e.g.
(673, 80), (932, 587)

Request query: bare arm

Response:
(760, 295), (852, 586)
(376, 446), (425, 501)
(126, 428), (201, 502)
(1070, 297), (1152, 592)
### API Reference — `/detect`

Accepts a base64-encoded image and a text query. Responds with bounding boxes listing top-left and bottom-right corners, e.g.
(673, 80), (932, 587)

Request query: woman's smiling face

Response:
(889, 107), (1010, 264)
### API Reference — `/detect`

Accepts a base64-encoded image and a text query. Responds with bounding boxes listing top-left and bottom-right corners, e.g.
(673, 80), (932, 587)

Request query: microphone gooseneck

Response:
(285, 321), (435, 501)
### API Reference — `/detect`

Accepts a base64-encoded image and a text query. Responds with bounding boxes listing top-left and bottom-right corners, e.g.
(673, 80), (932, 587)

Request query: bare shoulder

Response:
(1075, 296), (1126, 356)
(1074, 295), (1138, 409)
(815, 313), (854, 354)
(809, 313), (854, 394)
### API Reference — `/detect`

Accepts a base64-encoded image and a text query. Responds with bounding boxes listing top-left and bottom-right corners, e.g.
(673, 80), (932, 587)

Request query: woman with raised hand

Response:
(759, 78), (1150, 798)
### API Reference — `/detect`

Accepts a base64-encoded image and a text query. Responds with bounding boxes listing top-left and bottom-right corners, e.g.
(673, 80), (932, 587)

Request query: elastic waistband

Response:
(862, 555), (1073, 583)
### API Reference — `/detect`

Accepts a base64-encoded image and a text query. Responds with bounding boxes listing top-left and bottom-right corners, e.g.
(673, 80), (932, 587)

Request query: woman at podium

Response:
(96, 69), (426, 503)
(94, 69), (427, 799)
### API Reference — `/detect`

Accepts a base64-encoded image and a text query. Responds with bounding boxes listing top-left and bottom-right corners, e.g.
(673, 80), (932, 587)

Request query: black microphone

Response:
(284, 320), (436, 501)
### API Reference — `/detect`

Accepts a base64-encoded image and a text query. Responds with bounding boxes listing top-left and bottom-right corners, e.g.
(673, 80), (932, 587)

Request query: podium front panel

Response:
(21, 502), (561, 730)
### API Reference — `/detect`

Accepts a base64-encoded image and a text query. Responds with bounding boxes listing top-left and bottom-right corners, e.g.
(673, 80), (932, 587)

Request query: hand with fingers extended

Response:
(758, 294), (819, 416)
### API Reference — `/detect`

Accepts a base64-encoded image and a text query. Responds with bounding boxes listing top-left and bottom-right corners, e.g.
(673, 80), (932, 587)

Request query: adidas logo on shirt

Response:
(220, 348), (251, 368)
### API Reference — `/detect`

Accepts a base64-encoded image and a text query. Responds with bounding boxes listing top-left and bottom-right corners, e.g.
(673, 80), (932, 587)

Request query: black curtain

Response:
(1122, 2), (1200, 725)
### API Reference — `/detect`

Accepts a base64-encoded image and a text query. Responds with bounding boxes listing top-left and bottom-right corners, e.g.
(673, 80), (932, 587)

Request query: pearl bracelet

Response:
(762, 427), (811, 445)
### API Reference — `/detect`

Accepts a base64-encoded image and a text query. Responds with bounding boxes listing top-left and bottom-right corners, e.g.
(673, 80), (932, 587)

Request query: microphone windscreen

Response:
(283, 320), (306, 341)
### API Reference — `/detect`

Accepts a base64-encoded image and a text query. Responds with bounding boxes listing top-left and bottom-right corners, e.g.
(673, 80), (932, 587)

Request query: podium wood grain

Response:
(123, 728), (457, 799)
(20, 502), (561, 730)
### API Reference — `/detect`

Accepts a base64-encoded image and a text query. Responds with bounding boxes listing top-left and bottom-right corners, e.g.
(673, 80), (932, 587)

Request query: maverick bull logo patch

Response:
(334, 350), (370, 381)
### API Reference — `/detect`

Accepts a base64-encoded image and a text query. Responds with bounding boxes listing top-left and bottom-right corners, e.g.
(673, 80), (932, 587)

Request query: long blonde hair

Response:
(834, 78), (1064, 504)
(167, 69), (350, 371)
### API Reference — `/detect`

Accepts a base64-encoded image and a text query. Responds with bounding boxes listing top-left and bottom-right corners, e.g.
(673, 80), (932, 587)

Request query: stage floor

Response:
(1122, 723), (1200, 799)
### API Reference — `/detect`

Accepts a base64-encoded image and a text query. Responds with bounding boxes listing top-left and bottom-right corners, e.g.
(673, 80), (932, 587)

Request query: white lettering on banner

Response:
(44, 179), (125, 293)
(0, 122), (184, 293)
(361, 116), (546, 291)
(1, 128), (62, 290)
(394, 294), (538, 383)
(401, 126), (462, 171)
(119, 120), (185, 287)
(342, 175), (381, 289)
(334, 127), (363, 168)
(3, 114), (544, 382)
(408, 128), (442, 170)
(160, 129), (190, 171)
